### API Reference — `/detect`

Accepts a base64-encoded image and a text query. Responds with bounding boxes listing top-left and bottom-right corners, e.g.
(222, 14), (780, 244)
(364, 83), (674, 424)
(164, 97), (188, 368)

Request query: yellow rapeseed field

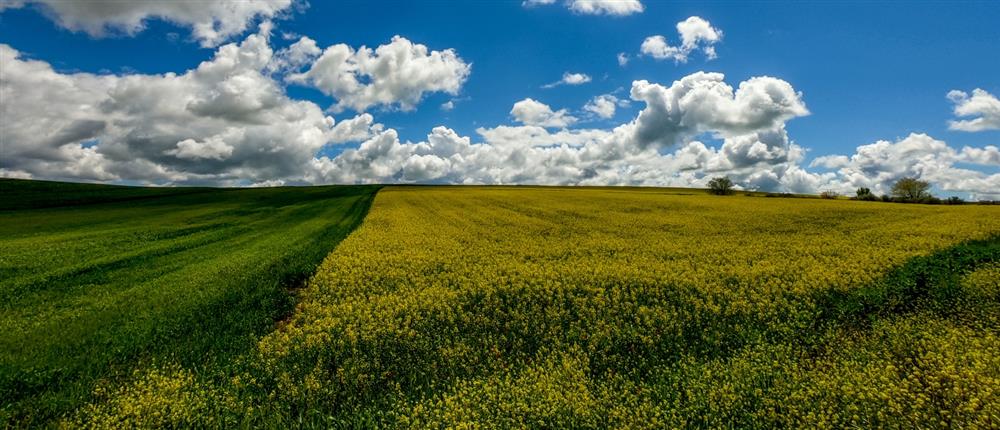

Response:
(74, 186), (1000, 428)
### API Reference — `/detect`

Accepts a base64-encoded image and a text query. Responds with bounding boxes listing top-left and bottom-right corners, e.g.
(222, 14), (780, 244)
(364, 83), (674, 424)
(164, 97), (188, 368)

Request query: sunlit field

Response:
(5, 0), (1000, 427)
(67, 186), (1000, 428)
(0, 180), (379, 426)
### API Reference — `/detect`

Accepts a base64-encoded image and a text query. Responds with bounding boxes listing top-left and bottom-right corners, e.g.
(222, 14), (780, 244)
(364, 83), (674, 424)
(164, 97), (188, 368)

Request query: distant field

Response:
(63, 186), (1000, 428)
(0, 180), (379, 426)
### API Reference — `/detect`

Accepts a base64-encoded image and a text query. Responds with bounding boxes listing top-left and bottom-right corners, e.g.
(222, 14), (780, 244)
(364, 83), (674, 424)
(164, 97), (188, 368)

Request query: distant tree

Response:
(707, 177), (734, 195)
(855, 187), (877, 201)
(820, 190), (840, 199)
(945, 196), (965, 205)
(891, 177), (932, 202)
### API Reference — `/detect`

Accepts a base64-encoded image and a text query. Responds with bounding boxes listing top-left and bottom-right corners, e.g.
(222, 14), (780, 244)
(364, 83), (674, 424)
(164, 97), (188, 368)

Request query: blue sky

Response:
(1, 1), (999, 196)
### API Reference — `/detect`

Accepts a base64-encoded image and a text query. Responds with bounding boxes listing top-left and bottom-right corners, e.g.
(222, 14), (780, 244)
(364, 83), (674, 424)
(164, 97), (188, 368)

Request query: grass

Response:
(0, 179), (379, 426)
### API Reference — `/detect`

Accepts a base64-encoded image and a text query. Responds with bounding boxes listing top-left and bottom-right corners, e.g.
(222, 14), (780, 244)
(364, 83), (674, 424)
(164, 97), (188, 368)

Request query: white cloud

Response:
(523, 0), (643, 16)
(806, 133), (1000, 199)
(948, 89), (1000, 132)
(0, 55), (824, 191)
(568, 0), (643, 16)
(641, 16), (722, 63)
(328, 113), (381, 144)
(287, 35), (471, 113)
(809, 155), (850, 169)
(166, 136), (236, 161)
(617, 52), (629, 67)
(441, 101), (455, 111)
(561, 72), (591, 85)
(676, 15), (723, 57)
(271, 35), (321, 71)
(0, 27), (380, 185)
(307, 73), (820, 191)
(583, 94), (619, 119)
(511, 98), (578, 128)
(640, 36), (683, 62)
(543, 72), (592, 88)
(475, 125), (611, 150)
(0, 0), (293, 47)
(959, 145), (1000, 166)
(626, 72), (809, 149)
(0, 169), (33, 179)
(6, 38), (999, 199)
(307, 121), (814, 191)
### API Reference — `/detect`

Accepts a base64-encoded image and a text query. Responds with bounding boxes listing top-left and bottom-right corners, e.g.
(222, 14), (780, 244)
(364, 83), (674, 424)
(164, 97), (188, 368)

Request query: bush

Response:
(920, 196), (942, 205)
(881, 194), (892, 202)
(820, 191), (839, 199)
(707, 177), (734, 195)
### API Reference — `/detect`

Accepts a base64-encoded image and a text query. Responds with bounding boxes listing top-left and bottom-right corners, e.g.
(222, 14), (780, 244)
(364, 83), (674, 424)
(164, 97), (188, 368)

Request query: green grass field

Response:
(0, 179), (379, 426)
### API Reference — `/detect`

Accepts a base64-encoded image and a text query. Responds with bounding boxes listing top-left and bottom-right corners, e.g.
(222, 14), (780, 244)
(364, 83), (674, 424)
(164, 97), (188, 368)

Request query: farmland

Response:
(46, 185), (999, 428)
(0, 179), (379, 426)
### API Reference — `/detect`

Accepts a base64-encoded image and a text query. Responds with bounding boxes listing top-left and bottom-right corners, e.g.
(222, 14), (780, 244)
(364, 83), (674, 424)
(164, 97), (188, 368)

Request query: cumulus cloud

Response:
(523, 0), (643, 16)
(617, 52), (629, 67)
(948, 89), (1000, 132)
(166, 136), (236, 161)
(568, 0), (643, 16)
(809, 155), (850, 169)
(561, 72), (591, 85)
(641, 16), (722, 63)
(6, 40), (999, 199)
(0, 56), (823, 192)
(328, 113), (382, 144)
(271, 35), (321, 71)
(543, 72), (592, 88)
(286, 35), (471, 113)
(309, 125), (612, 185)
(307, 73), (817, 190)
(0, 0), (293, 47)
(306, 122), (814, 191)
(959, 145), (1000, 166)
(626, 72), (809, 149)
(583, 94), (622, 119)
(303, 72), (1000, 198)
(0, 27), (379, 184)
(511, 98), (578, 128)
(805, 133), (1000, 199)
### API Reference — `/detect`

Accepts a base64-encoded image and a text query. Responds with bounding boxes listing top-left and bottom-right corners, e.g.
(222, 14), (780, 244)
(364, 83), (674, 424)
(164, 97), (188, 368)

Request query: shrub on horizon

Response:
(708, 177), (735, 195)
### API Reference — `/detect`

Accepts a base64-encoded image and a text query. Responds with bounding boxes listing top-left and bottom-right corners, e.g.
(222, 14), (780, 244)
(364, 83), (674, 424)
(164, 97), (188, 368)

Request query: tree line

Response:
(707, 176), (998, 205)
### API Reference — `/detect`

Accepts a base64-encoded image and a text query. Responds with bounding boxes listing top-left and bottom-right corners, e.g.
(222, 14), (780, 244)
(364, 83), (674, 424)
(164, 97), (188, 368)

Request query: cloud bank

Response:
(2, 28), (998, 198)
(0, 27), (379, 185)
(0, 0), (294, 47)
